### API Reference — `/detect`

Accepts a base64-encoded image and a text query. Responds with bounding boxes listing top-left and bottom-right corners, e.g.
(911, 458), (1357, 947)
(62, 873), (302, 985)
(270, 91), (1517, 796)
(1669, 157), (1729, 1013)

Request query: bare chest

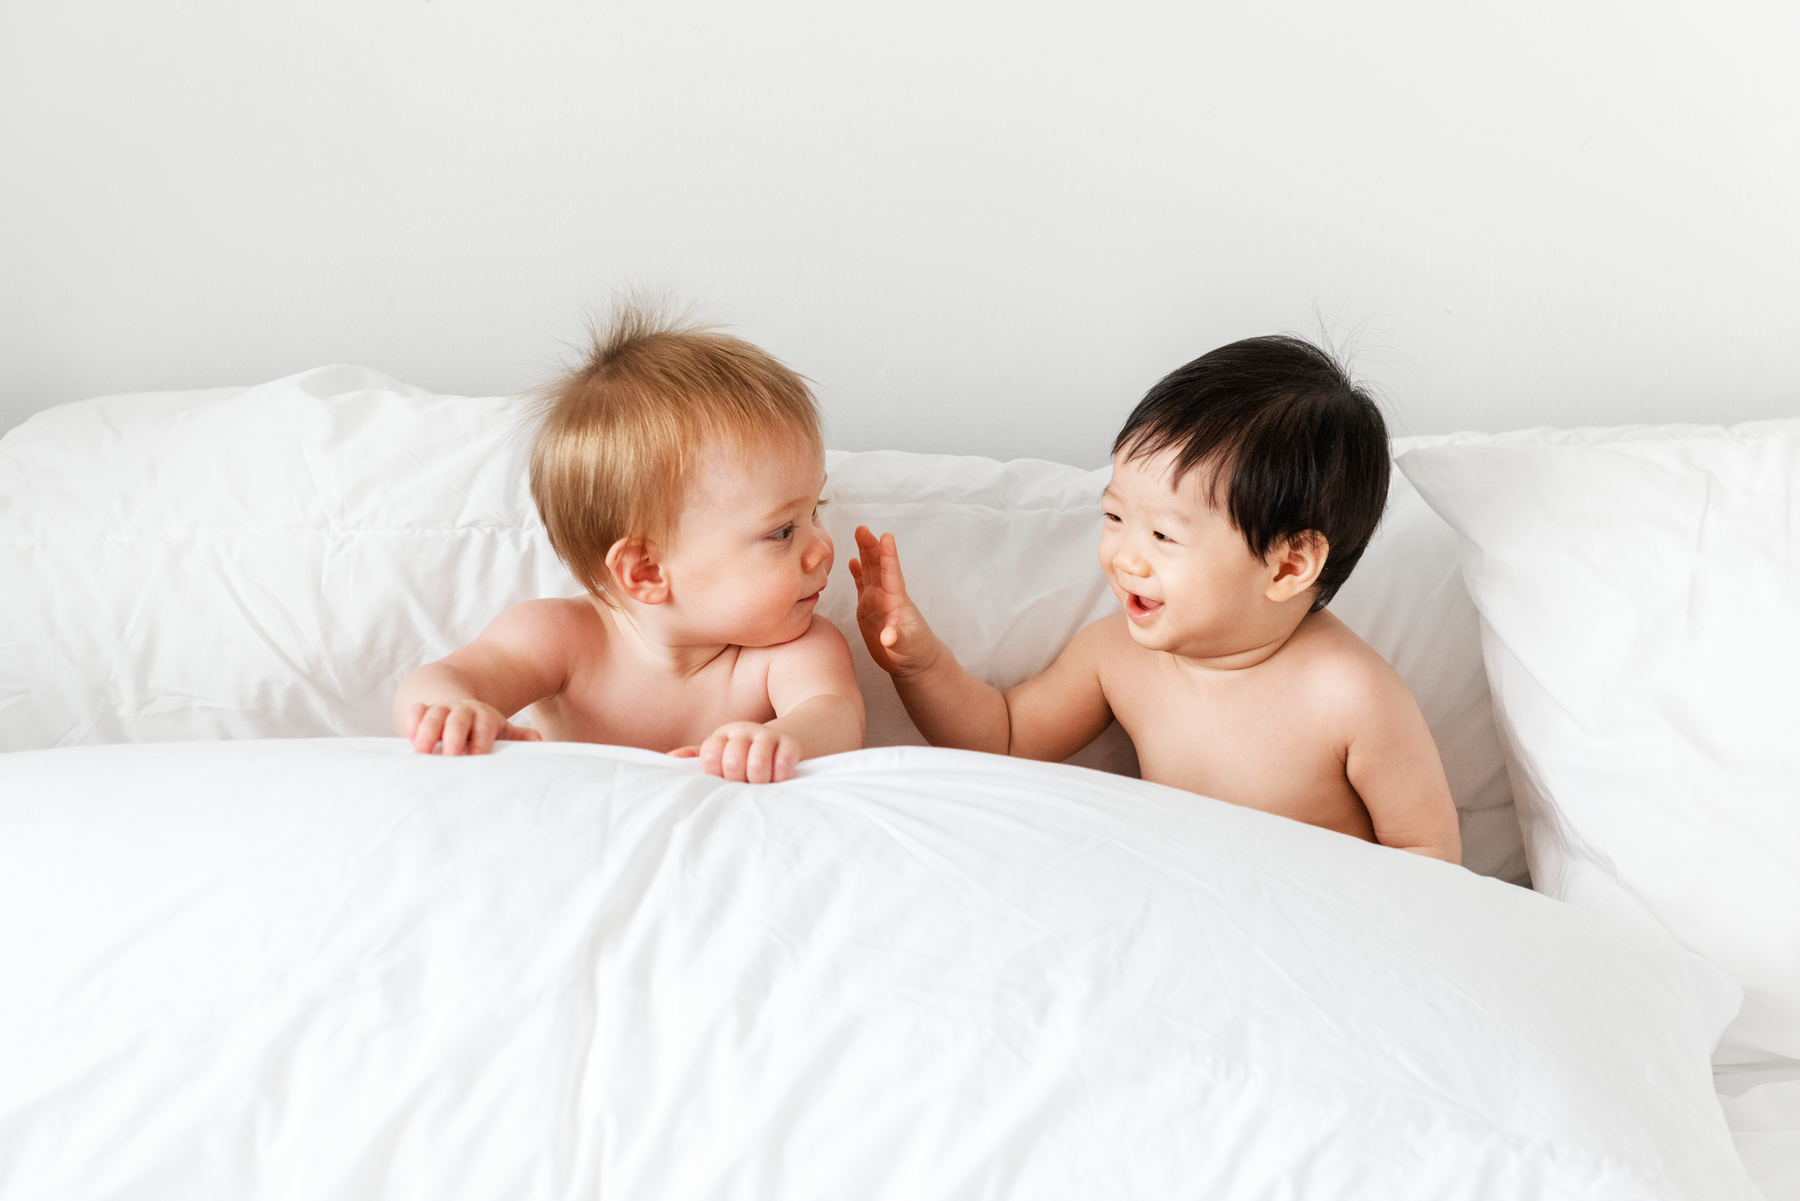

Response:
(530, 648), (778, 753)
(1101, 656), (1374, 840)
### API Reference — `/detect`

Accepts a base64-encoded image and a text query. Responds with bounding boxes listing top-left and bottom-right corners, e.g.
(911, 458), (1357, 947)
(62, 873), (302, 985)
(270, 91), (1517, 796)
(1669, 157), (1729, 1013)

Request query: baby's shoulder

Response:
(490, 594), (608, 637)
(742, 614), (859, 697)
(1285, 610), (1410, 715)
(751, 613), (853, 669)
(471, 596), (611, 667)
(1072, 611), (1137, 654)
(1067, 612), (1162, 681)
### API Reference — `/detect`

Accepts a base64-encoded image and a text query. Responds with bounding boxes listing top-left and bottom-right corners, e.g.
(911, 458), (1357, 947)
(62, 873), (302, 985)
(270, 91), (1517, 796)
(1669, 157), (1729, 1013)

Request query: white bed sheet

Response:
(0, 739), (1755, 1199)
(1718, 1063), (1800, 1200)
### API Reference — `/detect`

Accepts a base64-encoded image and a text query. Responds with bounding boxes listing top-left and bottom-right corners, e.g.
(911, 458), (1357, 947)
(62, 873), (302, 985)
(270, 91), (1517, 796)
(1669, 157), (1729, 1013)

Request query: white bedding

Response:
(1399, 426), (1800, 1065)
(0, 366), (1527, 880)
(0, 739), (1754, 1199)
(1719, 1064), (1800, 1199)
(4, 368), (1793, 1195)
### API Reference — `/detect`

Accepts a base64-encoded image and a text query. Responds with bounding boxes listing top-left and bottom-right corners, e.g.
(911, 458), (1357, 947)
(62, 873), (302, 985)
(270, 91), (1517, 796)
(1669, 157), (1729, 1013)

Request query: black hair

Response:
(1111, 335), (1389, 610)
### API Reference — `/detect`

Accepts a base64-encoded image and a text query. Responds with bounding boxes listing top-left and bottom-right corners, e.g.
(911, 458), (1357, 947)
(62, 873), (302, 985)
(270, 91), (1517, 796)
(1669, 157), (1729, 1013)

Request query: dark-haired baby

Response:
(850, 337), (1461, 862)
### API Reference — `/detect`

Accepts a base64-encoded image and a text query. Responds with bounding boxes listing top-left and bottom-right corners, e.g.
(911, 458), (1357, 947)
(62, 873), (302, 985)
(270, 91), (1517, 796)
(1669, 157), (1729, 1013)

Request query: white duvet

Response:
(0, 739), (1754, 1200)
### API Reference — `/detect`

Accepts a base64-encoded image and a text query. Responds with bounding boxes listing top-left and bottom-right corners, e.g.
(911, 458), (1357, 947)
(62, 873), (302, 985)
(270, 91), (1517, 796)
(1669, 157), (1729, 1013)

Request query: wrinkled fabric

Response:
(0, 740), (1754, 1200)
(1401, 427), (1800, 1070)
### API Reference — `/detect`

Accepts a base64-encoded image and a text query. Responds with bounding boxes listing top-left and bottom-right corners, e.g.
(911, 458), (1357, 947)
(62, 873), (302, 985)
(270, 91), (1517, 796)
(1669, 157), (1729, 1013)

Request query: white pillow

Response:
(0, 368), (1524, 875)
(1399, 423), (1800, 1063)
(0, 367), (576, 747)
(0, 739), (1755, 1198)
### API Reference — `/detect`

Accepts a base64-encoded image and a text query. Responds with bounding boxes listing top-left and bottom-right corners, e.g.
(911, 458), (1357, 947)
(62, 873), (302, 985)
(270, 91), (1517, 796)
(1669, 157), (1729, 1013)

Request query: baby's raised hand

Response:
(405, 699), (542, 756)
(671, 722), (802, 784)
(848, 525), (940, 678)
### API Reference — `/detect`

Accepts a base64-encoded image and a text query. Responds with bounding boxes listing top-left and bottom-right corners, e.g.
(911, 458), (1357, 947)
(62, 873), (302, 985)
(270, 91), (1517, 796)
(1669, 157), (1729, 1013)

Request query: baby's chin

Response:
(1120, 612), (1232, 658)
(722, 610), (817, 649)
(1121, 619), (1179, 653)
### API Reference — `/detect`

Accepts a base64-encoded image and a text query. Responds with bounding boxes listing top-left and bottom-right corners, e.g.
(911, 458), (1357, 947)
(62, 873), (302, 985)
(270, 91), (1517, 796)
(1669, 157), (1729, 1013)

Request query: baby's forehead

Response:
(680, 434), (824, 514)
(689, 431), (822, 481)
(1105, 453), (1224, 519)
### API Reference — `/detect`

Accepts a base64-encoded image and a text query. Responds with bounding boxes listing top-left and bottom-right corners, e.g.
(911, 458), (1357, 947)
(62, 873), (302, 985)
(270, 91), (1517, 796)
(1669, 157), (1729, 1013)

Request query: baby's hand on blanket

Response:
(404, 700), (542, 756)
(849, 526), (941, 678)
(670, 722), (802, 784)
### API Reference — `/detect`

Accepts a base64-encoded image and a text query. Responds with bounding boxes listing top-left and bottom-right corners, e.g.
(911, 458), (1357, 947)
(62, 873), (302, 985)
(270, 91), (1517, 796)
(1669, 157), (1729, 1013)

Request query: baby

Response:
(851, 336), (1461, 861)
(393, 308), (864, 783)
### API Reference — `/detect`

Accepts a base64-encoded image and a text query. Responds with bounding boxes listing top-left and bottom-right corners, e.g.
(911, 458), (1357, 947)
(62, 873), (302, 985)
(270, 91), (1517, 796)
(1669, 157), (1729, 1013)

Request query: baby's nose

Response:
(803, 527), (832, 572)
(1112, 543), (1150, 576)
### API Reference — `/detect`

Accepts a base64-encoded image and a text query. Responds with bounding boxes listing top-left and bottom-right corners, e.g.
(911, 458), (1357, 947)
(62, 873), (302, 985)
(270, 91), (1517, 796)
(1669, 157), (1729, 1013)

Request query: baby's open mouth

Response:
(1126, 592), (1164, 618)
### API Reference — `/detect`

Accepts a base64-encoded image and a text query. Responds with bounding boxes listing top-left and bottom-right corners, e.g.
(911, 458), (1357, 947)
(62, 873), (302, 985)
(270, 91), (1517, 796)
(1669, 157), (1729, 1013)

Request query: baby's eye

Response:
(770, 523), (795, 542)
(1104, 511), (1122, 523)
(1153, 531), (1172, 542)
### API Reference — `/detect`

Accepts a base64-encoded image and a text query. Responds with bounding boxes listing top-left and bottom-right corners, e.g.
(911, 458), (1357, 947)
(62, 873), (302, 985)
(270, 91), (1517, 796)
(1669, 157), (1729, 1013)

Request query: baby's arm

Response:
(392, 601), (570, 755)
(849, 526), (1114, 761)
(1341, 668), (1462, 864)
(678, 616), (864, 784)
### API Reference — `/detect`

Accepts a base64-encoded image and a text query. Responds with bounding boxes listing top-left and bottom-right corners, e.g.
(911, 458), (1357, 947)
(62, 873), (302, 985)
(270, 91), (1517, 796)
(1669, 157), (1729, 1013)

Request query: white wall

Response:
(3, 1), (1797, 465)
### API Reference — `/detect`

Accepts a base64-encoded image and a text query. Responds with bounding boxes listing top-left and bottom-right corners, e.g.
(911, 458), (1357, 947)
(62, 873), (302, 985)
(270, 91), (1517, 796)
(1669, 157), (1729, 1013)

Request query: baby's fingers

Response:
(877, 532), (911, 597)
(854, 526), (905, 594)
(849, 527), (881, 593)
(854, 524), (881, 559)
(409, 705), (446, 753)
(717, 732), (754, 782)
(441, 706), (475, 756)
(743, 733), (777, 784)
(466, 709), (504, 754)
(771, 736), (802, 784)
(691, 725), (799, 784)
(699, 728), (734, 779)
(742, 730), (802, 784)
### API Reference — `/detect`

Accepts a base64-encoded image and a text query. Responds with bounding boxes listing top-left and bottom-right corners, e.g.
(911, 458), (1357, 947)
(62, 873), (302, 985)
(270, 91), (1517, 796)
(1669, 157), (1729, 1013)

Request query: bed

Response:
(1, 366), (1794, 1199)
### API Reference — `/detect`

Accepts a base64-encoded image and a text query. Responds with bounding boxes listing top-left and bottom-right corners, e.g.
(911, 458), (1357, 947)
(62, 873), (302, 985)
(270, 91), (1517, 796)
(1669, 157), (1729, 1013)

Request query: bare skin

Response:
(850, 447), (1461, 862)
(393, 438), (865, 784)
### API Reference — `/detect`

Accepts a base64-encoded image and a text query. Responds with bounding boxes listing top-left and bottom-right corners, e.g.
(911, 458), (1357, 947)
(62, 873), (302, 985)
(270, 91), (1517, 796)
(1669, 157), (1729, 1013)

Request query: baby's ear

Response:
(605, 537), (670, 605)
(1265, 531), (1329, 603)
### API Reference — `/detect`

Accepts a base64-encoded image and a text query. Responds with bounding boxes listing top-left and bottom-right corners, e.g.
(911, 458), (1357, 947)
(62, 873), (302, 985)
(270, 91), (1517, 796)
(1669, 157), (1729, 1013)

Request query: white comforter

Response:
(0, 740), (1756, 1199)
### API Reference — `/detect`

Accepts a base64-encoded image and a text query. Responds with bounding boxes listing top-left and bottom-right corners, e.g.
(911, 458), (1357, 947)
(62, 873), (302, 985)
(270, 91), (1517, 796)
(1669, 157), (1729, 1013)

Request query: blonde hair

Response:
(528, 305), (823, 605)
